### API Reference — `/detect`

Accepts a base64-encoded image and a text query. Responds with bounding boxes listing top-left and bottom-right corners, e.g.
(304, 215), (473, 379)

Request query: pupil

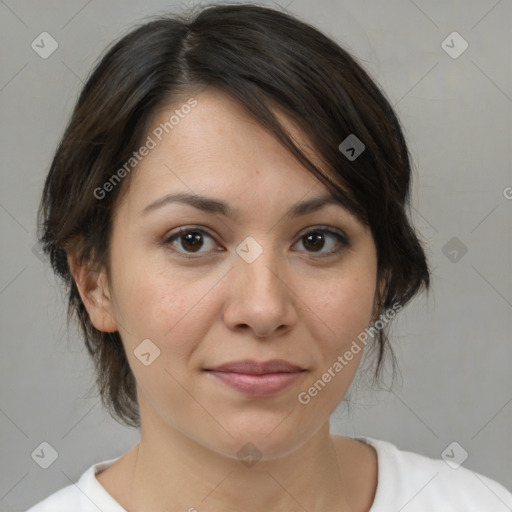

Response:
(305, 232), (324, 252)
(179, 232), (326, 253)
(182, 232), (202, 252)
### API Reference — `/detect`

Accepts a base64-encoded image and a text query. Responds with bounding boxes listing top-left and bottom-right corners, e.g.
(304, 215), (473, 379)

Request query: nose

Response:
(222, 243), (298, 338)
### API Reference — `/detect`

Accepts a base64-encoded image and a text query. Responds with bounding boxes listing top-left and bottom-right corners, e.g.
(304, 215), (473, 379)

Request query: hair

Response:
(37, 2), (430, 428)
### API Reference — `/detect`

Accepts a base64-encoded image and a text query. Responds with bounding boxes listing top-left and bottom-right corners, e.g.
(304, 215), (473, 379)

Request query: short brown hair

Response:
(37, 2), (430, 428)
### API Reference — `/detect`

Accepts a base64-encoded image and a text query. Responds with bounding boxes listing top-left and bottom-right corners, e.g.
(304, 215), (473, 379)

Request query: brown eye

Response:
(177, 231), (204, 252)
(163, 225), (349, 260)
(293, 228), (349, 257)
(164, 227), (219, 258)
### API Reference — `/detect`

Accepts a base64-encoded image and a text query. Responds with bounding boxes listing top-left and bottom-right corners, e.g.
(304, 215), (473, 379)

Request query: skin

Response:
(70, 88), (382, 512)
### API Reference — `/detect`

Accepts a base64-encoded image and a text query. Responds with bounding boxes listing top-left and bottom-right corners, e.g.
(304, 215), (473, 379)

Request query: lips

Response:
(205, 359), (304, 374)
(204, 359), (306, 397)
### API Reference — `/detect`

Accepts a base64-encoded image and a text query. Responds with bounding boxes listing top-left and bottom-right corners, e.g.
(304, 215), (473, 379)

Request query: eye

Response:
(163, 225), (350, 259)
(293, 227), (350, 258)
(163, 227), (220, 259)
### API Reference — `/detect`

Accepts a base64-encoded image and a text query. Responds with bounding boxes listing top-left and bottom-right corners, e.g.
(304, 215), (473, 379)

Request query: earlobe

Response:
(67, 254), (118, 333)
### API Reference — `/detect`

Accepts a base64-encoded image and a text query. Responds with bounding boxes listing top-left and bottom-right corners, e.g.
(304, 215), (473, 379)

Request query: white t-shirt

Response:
(26, 436), (512, 511)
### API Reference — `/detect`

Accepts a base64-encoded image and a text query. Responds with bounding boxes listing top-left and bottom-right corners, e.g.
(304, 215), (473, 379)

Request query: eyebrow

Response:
(141, 192), (346, 219)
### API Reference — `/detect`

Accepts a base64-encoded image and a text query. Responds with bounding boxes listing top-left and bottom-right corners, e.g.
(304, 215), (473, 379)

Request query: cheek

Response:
(307, 271), (376, 349)
(299, 274), (376, 402)
(112, 270), (213, 411)
(110, 257), (218, 361)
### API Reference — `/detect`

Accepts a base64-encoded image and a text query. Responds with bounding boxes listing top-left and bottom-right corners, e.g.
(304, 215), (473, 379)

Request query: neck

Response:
(125, 402), (354, 511)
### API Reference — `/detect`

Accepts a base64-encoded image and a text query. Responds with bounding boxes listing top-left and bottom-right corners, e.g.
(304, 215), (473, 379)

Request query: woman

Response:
(27, 3), (512, 511)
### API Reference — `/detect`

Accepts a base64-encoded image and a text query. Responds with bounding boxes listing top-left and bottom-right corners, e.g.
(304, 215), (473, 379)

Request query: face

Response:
(79, 88), (381, 460)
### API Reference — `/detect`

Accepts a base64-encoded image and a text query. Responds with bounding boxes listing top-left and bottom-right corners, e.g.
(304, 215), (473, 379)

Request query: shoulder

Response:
(360, 437), (512, 511)
(25, 458), (125, 512)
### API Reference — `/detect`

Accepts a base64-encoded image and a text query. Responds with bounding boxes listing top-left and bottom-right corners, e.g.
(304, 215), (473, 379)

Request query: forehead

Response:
(125, 89), (326, 202)
(113, 88), (363, 230)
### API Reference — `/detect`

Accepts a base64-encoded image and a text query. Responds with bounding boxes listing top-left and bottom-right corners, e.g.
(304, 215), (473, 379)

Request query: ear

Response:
(67, 253), (118, 333)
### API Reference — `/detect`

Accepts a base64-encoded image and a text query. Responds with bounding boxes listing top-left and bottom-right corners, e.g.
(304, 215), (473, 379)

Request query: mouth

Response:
(203, 359), (306, 397)
(205, 358), (304, 374)
(204, 370), (306, 397)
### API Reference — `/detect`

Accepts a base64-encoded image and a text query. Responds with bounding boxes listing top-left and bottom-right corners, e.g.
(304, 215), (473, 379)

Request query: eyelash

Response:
(162, 225), (350, 260)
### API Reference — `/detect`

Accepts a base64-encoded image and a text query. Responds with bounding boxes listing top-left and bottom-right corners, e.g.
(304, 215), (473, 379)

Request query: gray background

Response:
(1, 0), (511, 510)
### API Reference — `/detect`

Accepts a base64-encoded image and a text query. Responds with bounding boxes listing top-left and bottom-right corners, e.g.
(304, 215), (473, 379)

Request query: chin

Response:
(199, 420), (310, 463)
